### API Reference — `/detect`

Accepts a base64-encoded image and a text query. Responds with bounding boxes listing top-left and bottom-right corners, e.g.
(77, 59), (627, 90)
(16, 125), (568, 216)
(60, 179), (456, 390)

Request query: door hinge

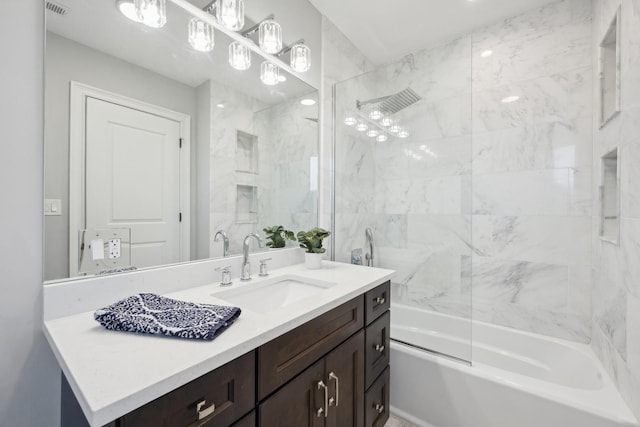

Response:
(179, 138), (183, 148)
(179, 212), (182, 222)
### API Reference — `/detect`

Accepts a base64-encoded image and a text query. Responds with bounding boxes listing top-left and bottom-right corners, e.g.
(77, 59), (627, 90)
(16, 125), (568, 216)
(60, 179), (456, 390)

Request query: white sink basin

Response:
(213, 274), (337, 314)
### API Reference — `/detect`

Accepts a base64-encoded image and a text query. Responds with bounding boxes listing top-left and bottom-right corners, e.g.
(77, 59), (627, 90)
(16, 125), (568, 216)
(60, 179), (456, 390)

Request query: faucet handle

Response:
(215, 265), (233, 286)
(259, 258), (272, 277)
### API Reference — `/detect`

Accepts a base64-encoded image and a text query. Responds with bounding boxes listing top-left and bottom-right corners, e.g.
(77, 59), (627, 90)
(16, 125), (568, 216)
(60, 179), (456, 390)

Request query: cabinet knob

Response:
(374, 403), (385, 414)
(196, 400), (216, 420)
(375, 296), (386, 305)
(374, 344), (385, 353)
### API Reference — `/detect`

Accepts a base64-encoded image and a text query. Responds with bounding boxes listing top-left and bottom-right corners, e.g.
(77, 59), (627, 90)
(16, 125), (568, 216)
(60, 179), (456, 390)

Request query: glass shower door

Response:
(333, 36), (473, 363)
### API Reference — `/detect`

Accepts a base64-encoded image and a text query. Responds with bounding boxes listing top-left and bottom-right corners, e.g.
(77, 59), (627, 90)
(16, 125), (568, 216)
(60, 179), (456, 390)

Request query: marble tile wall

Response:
(592, 0), (640, 419)
(333, 0), (594, 345)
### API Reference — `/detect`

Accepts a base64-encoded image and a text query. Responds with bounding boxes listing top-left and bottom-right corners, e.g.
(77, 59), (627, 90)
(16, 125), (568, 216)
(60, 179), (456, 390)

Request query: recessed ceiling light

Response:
(300, 99), (316, 106)
(501, 95), (520, 103)
(216, 103), (225, 108)
(481, 49), (493, 58)
(117, 0), (141, 23)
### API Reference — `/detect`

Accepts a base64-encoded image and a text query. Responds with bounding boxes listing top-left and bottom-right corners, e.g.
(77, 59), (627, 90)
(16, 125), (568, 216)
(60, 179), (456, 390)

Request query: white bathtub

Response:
(390, 303), (638, 427)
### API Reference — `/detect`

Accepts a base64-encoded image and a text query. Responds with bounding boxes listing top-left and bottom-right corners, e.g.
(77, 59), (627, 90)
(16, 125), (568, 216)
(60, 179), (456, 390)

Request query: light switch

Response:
(44, 199), (62, 216)
(90, 239), (104, 261)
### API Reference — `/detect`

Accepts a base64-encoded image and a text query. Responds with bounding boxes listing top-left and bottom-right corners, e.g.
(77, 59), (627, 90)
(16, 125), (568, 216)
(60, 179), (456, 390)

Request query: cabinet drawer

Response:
(364, 366), (390, 427)
(365, 311), (390, 389)
(258, 296), (364, 399)
(121, 351), (255, 427)
(365, 282), (390, 325)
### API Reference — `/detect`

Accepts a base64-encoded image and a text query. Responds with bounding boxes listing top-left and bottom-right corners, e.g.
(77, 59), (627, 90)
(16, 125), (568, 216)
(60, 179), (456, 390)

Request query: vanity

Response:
(45, 254), (393, 427)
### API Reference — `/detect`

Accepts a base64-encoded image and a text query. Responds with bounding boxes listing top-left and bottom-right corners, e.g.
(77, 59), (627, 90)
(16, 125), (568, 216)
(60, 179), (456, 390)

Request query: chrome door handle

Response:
(374, 344), (385, 353)
(317, 380), (328, 418)
(196, 400), (215, 420)
(329, 372), (339, 407)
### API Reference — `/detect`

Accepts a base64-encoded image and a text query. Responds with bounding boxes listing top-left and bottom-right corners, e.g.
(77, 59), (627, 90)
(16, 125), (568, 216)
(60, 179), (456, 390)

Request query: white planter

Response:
(304, 252), (323, 269)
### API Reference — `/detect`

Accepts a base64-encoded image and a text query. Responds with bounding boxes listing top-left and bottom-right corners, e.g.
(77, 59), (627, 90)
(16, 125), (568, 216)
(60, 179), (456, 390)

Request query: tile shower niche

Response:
(236, 185), (258, 223)
(599, 6), (621, 127)
(236, 130), (258, 174)
(600, 148), (619, 243)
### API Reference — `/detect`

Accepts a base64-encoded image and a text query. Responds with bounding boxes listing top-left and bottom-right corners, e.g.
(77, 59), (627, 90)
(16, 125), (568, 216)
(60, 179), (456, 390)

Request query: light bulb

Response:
(369, 109), (382, 120)
(344, 115), (357, 126)
(229, 41), (251, 70)
(188, 19), (214, 52)
(260, 61), (280, 86)
(216, 0), (244, 31)
(134, 0), (166, 28)
(376, 134), (388, 142)
(259, 20), (282, 54)
(290, 43), (311, 73)
(355, 121), (368, 132)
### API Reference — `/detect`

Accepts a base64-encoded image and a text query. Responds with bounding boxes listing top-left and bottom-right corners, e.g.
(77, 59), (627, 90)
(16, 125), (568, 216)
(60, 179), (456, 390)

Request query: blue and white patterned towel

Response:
(94, 293), (241, 341)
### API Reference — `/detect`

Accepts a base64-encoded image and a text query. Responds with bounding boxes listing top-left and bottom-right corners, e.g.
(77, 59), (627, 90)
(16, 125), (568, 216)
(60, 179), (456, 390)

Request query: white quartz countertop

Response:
(44, 261), (394, 427)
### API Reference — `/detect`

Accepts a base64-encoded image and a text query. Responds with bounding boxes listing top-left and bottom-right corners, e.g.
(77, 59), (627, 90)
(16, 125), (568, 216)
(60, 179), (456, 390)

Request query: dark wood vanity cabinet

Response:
(61, 281), (391, 427)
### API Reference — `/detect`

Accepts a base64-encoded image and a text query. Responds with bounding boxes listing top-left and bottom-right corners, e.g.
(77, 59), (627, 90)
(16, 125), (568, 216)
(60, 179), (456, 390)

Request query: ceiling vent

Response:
(46, 1), (68, 16)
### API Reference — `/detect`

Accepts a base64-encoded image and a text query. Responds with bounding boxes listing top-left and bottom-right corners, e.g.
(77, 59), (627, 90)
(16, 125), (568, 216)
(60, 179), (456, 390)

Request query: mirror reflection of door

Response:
(70, 85), (190, 275)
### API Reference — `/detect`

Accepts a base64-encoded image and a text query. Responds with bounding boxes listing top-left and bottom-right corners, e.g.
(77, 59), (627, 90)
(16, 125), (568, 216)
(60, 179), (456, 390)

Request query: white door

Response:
(85, 97), (182, 269)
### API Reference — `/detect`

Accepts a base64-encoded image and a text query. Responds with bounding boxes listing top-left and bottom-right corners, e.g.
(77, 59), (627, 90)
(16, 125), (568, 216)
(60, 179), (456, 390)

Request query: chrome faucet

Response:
(214, 230), (230, 257)
(241, 233), (265, 281)
(365, 228), (374, 267)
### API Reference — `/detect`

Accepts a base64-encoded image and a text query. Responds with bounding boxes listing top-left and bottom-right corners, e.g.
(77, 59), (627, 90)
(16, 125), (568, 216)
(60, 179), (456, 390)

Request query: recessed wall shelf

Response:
(236, 130), (259, 174)
(600, 148), (620, 244)
(599, 6), (621, 128)
(236, 184), (258, 223)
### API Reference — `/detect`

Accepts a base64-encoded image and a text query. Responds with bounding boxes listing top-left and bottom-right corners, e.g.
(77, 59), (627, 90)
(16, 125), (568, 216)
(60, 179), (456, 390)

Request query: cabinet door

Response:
(325, 330), (365, 427)
(259, 358), (326, 427)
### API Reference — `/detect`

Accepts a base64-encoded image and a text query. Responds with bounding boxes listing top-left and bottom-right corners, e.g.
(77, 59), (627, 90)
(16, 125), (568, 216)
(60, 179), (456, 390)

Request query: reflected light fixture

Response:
(260, 61), (280, 85)
(398, 129), (410, 138)
(278, 74), (287, 82)
(188, 19), (215, 52)
(229, 41), (251, 70)
(380, 114), (392, 127)
(259, 19), (283, 54)
(355, 121), (368, 132)
(134, 0), (166, 28)
(290, 43), (311, 73)
(117, 0), (142, 22)
(389, 121), (401, 133)
(216, 0), (245, 31)
(376, 134), (388, 142)
(344, 114), (357, 126)
(369, 109), (382, 120)
(301, 99), (316, 106)
(366, 129), (379, 138)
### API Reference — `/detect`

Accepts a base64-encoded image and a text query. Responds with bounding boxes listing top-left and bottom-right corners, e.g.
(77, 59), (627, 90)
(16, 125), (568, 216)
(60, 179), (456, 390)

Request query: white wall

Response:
(0, 0), (61, 426)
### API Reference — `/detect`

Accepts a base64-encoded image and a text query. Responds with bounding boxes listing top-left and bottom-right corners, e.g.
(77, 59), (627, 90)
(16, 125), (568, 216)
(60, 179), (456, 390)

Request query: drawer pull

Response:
(317, 380), (329, 418)
(196, 400), (215, 420)
(374, 296), (386, 305)
(329, 372), (339, 407)
(374, 344), (385, 353)
(374, 403), (385, 414)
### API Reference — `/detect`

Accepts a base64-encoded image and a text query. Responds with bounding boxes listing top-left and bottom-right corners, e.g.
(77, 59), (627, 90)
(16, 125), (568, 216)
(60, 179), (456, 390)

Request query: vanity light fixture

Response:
(289, 43), (311, 73)
(355, 121), (368, 132)
(216, 0), (244, 31)
(380, 114), (392, 127)
(389, 120), (401, 134)
(366, 129), (379, 138)
(369, 109), (383, 120)
(260, 61), (280, 85)
(134, 0), (166, 28)
(376, 134), (388, 142)
(259, 19), (283, 54)
(117, 0), (142, 22)
(398, 129), (410, 138)
(301, 99), (316, 106)
(188, 18), (215, 52)
(229, 40), (251, 70)
(344, 114), (357, 126)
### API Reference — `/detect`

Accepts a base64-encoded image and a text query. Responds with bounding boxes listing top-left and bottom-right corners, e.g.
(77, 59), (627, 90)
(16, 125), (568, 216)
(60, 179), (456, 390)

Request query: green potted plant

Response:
(296, 227), (331, 269)
(263, 225), (296, 249)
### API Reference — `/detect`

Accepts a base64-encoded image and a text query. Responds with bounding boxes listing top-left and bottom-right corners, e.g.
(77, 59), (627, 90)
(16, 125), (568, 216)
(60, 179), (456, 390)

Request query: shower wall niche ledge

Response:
(236, 130), (258, 174)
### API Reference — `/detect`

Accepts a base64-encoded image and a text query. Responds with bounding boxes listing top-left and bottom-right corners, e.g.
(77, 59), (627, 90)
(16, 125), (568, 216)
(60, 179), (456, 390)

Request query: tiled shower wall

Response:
(334, 0), (594, 343)
(591, 0), (640, 418)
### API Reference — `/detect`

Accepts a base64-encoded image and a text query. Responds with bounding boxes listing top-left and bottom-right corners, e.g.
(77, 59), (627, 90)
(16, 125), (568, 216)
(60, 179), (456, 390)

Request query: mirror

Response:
(44, 0), (320, 281)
